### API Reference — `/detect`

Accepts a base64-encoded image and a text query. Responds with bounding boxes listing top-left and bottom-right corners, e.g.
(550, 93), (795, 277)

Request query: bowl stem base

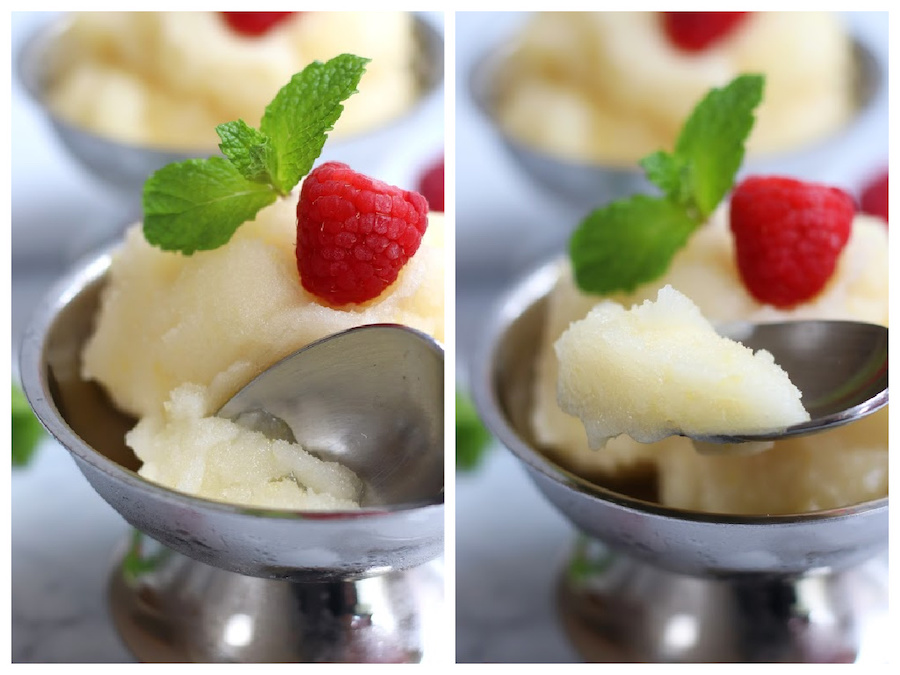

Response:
(557, 536), (888, 663)
(107, 531), (443, 663)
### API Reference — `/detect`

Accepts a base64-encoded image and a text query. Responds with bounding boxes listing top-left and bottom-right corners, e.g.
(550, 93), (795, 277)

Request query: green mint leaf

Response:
(260, 53), (370, 191)
(570, 195), (699, 295)
(12, 382), (45, 467)
(456, 390), (492, 471)
(143, 157), (278, 254)
(217, 119), (278, 188)
(672, 73), (764, 218)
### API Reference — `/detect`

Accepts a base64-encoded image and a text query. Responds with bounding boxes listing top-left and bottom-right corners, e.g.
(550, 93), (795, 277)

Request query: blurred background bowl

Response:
(17, 11), (444, 207)
(469, 29), (884, 214)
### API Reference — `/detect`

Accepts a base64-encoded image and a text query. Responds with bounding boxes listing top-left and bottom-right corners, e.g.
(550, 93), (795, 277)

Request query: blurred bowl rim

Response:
(17, 10), (445, 158)
(468, 23), (884, 176)
(19, 242), (445, 522)
(471, 255), (888, 527)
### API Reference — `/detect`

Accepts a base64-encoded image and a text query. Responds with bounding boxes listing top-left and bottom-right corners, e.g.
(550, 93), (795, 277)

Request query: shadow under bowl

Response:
(18, 12), (444, 195)
(470, 35), (883, 212)
(19, 247), (444, 583)
(470, 260), (887, 578)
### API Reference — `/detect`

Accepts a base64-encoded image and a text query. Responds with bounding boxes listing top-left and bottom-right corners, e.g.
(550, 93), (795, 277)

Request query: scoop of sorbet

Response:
(555, 285), (809, 449)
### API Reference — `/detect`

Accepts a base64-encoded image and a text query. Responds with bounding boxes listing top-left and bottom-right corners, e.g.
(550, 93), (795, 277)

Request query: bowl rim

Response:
(471, 256), (888, 527)
(17, 10), (445, 156)
(19, 242), (445, 522)
(467, 21), (884, 174)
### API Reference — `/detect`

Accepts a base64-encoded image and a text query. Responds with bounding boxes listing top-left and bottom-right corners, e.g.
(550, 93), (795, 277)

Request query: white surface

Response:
(10, 10), (444, 663)
(454, 10), (888, 664)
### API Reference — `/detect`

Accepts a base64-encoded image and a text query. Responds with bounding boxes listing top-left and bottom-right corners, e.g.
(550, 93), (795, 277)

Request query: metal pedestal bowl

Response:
(19, 248), (445, 663)
(471, 261), (888, 663)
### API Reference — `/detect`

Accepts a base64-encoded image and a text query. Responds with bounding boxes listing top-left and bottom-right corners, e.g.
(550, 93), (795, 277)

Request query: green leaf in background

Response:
(12, 382), (45, 467)
(456, 389), (493, 471)
(565, 535), (617, 582)
(121, 529), (173, 582)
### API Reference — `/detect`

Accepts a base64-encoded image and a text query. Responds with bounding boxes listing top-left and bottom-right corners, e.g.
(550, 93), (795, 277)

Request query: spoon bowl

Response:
(219, 323), (444, 508)
(696, 319), (888, 444)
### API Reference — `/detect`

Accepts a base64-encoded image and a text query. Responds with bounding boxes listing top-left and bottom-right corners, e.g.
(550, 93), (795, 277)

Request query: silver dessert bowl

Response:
(18, 12), (444, 197)
(470, 32), (883, 213)
(471, 260), (888, 662)
(19, 246), (445, 662)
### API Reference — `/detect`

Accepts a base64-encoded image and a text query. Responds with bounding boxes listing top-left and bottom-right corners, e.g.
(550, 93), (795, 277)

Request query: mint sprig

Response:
(143, 53), (370, 254)
(570, 74), (765, 295)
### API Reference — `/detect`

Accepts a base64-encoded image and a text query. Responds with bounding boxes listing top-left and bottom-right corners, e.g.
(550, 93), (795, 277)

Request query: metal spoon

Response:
(693, 319), (888, 444)
(217, 323), (444, 508)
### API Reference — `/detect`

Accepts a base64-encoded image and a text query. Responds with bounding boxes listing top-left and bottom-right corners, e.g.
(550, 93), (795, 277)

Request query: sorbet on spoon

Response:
(555, 285), (887, 450)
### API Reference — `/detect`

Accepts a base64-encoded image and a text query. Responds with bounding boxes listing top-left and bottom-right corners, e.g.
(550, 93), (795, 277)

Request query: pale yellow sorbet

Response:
(495, 12), (854, 165)
(555, 285), (809, 449)
(127, 383), (364, 510)
(532, 209), (887, 515)
(46, 11), (419, 150)
(82, 196), (444, 509)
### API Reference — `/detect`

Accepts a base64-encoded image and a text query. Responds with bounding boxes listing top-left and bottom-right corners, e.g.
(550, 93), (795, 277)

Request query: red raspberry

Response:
(220, 12), (296, 37)
(860, 169), (888, 224)
(661, 12), (750, 52)
(296, 162), (428, 306)
(417, 155), (444, 212)
(729, 176), (855, 308)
